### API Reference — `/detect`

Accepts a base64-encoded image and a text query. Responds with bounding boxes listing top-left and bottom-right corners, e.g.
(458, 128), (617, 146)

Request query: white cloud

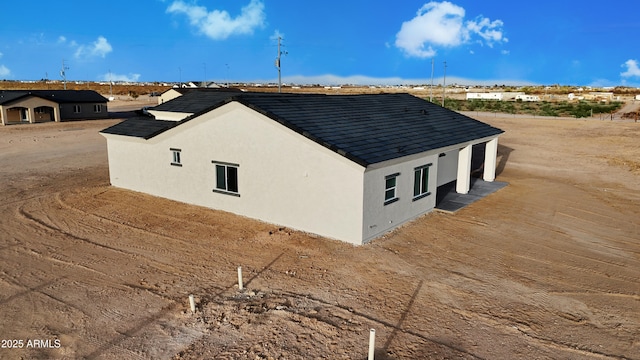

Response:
(621, 59), (640, 78)
(58, 36), (67, 44)
(395, 1), (507, 58)
(501, 50), (510, 55)
(270, 29), (284, 41)
(100, 72), (141, 83)
(0, 52), (3, 58)
(74, 36), (113, 59)
(0, 65), (10, 77)
(167, 0), (266, 40)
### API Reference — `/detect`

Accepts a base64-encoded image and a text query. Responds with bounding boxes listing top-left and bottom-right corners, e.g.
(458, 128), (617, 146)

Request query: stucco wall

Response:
(104, 102), (366, 244)
(59, 102), (108, 120)
(436, 149), (458, 186)
(362, 152), (438, 242)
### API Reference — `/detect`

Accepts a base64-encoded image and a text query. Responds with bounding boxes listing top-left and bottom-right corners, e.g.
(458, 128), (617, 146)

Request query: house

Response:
(515, 94), (540, 102)
(466, 92), (526, 101)
(100, 91), (504, 245)
(157, 87), (242, 105)
(0, 90), (108, 126)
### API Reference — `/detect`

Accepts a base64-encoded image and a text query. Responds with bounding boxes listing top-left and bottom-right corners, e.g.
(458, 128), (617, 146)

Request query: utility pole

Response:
(429, 58), (434, 102)
(109, 69), (113, 98)
(60, 60), (69, 90)
(442, 61), (447, 107)
(275, 36), (287, 93)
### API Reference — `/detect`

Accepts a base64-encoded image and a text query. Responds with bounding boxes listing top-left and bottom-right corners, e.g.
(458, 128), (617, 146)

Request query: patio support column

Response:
(28, 107), (36, 124)
(1, 106), (6, 126)
(483, 137), (498, 182)
(456, 144), (472, 194)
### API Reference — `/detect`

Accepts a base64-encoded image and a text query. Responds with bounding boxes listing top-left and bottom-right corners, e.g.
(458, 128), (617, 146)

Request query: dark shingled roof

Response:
(101, 91), (503, 167)
(100, 117), (178, 139)
(0, 90), (108, 105)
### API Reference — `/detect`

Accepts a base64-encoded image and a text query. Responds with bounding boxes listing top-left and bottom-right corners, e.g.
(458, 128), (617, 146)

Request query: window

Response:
(413, 163), (432, 201)
(384, 172), (400, 205)
(212, 161), (239, 196)
(73, 105), (81, 113)
(94, 104), (102, 113)
(170, 148), (182, 166)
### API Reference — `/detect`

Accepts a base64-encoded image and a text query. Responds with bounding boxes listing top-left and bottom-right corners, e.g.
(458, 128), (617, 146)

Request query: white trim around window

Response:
(212, 161), (240, 197)
(384, 172), (400, 205)
(413, 163), (432, 201)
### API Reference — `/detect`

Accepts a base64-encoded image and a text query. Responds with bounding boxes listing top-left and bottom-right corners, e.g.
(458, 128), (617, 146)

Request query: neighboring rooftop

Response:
(0, 90), (108, 105)
(101, 92), (504, 167)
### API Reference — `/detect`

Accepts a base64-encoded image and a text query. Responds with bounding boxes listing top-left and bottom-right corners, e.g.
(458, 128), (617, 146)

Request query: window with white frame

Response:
(384, 172), (400, 205)
(94, 104), (102, 113)
(73, 105), (81, 113)
(413, 163), (432, 200)
(170, 148), (182, 166)
(212, 161), (239, 196)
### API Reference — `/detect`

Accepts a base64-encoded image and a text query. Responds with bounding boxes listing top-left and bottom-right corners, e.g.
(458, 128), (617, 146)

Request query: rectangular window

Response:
(73, 105), (81, 113)
(413, 163), (432, 201)
(212, 161), (239, 196)
(170, 148), (182, 166)
(384, 172), (400, 205)
(94, 104), (102, 113)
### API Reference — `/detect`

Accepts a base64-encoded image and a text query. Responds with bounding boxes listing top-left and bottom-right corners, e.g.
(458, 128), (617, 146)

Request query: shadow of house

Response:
(0, 90), (108, 126)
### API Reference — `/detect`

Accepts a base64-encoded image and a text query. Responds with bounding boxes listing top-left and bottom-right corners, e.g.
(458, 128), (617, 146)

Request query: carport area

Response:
(436, 141), (508, 212)
(436, 178), (507, 212)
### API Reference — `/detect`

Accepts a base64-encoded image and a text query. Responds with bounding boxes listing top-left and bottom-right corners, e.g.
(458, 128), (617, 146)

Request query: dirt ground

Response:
(0, 102), (639, 359)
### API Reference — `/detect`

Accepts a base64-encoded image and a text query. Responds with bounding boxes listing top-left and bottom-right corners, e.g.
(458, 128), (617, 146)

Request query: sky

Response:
(1, 0), (639, 87)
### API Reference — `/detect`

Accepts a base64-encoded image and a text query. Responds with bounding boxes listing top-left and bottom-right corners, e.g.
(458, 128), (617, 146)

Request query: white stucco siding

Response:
(362, 153), (438, 242)
(436, 149), (458, 186)
(104, 102), (366, 244)
(148, 110), (192, 121)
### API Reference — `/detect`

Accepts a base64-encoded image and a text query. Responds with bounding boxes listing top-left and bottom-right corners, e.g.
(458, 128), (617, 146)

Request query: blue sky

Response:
(1, 1), (639, 87)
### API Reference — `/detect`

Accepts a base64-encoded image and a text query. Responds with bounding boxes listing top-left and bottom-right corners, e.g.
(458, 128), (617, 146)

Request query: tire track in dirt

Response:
(16, 200), (213, 284)
(422, 234), (638, 296)
(53, 190), (243, 270)
(436, 213), (640, 288)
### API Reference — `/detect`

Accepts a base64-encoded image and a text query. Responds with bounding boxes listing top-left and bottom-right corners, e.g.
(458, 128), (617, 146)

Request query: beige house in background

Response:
(0, 90), (108, 126)
(101, 91), (503, 245)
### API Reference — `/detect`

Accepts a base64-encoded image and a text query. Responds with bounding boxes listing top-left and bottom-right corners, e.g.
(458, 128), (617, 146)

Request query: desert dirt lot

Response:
(0, 107), (639, 359)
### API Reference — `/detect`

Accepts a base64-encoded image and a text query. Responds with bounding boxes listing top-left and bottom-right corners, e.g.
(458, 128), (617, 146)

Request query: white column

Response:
(483, 138), (498, 182)
(28, 108), (36, 124)
(456, 144), (472, 194)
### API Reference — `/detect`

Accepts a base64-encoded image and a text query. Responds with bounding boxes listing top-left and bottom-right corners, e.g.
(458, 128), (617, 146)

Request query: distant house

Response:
(101, 91), (503, 245)
(466, 92), (527, 101)
(157, 87), (242, 105)
(466, 92), (504, 101)
(515, 94), (540, 102)
(0, 90), (108, 126)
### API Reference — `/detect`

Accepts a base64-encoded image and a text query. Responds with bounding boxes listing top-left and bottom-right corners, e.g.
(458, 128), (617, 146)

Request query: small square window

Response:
(94, 104), (102, 113)
(73, 105), (81, 113)
(170, 148), (182, 166)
